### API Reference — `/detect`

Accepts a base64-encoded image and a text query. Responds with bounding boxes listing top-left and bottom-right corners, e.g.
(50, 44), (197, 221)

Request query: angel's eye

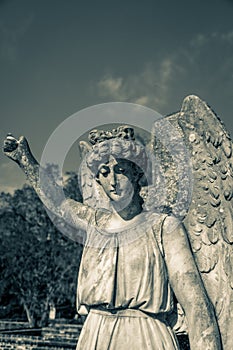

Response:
(115, 165), (126, 174)
(99, 166), (109, 177)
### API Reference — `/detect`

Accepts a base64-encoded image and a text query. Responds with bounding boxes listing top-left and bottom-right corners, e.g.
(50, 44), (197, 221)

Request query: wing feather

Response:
(150, 95), (233, 349)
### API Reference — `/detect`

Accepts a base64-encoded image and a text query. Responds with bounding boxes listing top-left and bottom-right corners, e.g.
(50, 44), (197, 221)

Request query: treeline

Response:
(0, 171), (83, 327)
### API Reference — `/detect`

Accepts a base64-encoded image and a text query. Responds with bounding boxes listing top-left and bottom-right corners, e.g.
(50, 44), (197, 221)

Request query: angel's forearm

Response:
(4, 136), (93, 232)
(170, 265), (222, 349)
(187, 300), (221, 350)
(19, 151), (40, 191)
(18, 152), (94, 230)
(162, 217), (222, 349)
(170, 271), (221, 349)
(18, 152), (64, 215)
(175, 279), (222, 349)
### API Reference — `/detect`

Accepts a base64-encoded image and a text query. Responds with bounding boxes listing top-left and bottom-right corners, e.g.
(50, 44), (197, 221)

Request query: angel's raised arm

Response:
(162, 215), (222, 350)
(3, 135), (94, 231)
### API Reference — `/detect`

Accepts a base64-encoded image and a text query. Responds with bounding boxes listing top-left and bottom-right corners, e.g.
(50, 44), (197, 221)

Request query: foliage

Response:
(0, 171), (83, 326)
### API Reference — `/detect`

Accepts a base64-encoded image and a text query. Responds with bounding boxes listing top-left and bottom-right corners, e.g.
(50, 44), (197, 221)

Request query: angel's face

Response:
(96, 156), (138, 204)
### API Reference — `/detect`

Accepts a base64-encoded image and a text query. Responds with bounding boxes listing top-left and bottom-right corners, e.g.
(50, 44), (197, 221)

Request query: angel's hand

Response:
(3, 134), (30, 164)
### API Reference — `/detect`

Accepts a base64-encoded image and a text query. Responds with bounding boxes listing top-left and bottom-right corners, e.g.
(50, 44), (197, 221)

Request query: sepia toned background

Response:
(1, 0), (233, 192)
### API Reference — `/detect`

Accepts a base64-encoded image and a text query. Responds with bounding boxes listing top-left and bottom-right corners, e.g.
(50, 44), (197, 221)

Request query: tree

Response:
(0, 171), (83, 327)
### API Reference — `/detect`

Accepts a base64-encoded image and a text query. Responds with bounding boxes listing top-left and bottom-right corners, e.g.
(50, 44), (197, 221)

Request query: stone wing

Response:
(155, 95), (233, 350)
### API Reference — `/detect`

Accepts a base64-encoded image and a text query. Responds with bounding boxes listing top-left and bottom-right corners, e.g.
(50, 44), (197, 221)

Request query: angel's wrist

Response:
(19, 150), (37, 169)
(18, 153), (39, 185)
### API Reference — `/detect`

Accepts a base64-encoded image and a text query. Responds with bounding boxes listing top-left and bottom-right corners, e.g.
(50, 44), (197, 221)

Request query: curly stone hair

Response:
(85, 126), (149, 182)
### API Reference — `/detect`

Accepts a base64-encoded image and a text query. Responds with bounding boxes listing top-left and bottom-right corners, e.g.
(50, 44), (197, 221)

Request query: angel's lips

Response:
(110, 189), (122, 195)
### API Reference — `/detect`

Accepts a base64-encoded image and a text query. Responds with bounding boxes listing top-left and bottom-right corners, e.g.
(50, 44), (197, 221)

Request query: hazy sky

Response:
(1, 0), (233, 192)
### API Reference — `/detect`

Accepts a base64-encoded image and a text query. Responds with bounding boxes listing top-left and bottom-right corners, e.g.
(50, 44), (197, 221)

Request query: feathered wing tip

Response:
(79, 141), (92, 158)
(154, 94), (233, 349)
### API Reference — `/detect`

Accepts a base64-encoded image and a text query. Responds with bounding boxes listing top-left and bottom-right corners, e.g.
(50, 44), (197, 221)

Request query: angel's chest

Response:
(80, 230), (162, 283)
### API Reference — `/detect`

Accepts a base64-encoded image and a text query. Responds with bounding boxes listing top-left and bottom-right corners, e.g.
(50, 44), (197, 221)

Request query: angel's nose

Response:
(109, 170), (117, 188)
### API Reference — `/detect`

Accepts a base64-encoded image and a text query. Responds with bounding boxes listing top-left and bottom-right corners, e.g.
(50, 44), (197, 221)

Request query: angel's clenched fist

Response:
(3, 134), (31, 164)
(3, 134), (19, 152)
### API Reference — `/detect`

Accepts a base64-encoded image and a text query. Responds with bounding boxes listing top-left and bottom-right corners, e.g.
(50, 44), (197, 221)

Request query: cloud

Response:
(219, 31), (233, 43)
(96, 58), (181, 111)
(94, 30), (233, 118)
(98, 77), (123, 99)
(190, 34), (208, 48)
(190, 31), (233, 48)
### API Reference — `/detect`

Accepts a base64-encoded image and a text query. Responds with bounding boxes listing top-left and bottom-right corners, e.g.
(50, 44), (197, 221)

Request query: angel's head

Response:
(84, 126), (149, 210)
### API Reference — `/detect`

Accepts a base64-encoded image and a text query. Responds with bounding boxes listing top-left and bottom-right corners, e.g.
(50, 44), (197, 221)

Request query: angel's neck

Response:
(112, 192), (143, 221)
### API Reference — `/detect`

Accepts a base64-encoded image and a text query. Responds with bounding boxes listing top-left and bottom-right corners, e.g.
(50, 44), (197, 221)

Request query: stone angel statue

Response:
(3, 95), (232, 350)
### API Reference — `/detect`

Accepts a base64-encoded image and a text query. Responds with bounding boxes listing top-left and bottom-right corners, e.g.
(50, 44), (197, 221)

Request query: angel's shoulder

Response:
(161, 215), (191, 258)
(61, 198), (95, 226)
(95, 208), (113, 230)
(150, 213), (181, 256)
(162, 214), (183, 235)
